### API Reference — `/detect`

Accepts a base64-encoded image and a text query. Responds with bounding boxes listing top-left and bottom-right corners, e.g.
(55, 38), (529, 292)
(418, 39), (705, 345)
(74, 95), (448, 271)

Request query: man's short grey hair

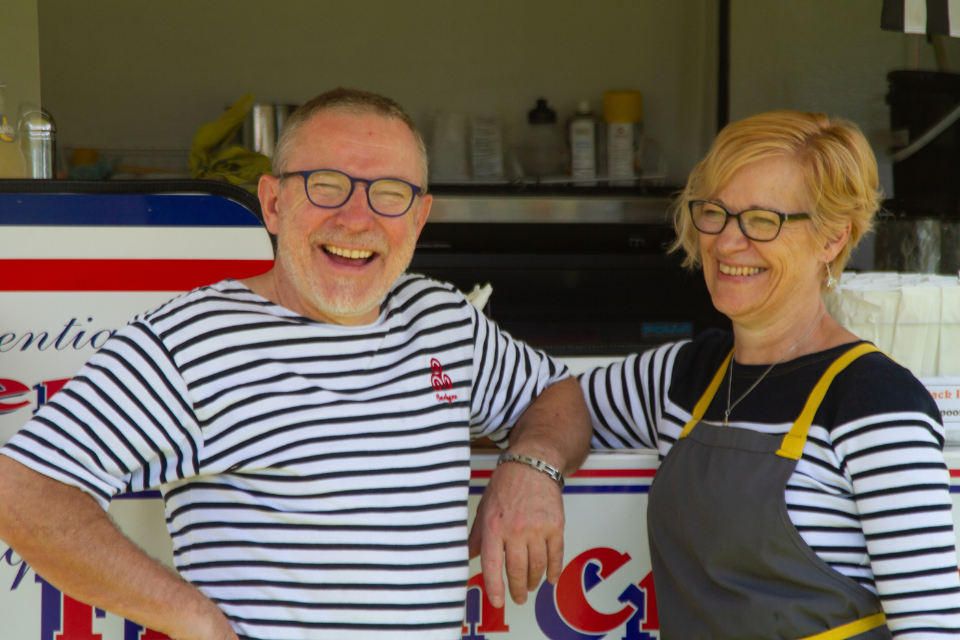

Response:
(272, 87), (429, 190)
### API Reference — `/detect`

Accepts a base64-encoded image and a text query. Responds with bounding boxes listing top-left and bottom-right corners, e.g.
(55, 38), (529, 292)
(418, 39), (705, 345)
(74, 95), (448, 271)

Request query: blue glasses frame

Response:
(278, 169), (423, 217)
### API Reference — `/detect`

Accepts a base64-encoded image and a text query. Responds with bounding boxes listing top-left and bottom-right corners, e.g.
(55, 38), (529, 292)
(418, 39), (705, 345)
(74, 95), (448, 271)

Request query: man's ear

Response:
(259, 174), (282, 235)
(821, 221), (852, 264)
(413, 193), (433, 240)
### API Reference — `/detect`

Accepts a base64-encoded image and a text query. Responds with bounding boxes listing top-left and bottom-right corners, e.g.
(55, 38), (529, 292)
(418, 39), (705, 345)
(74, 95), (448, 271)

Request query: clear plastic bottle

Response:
(519, 99), (567, 179)
(0, 83), (26, 177)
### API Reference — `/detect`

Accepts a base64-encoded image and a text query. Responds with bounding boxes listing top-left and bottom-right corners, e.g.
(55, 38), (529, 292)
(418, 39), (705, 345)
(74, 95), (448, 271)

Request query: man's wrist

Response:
(502, 440), (571, 476)
(165, 584), (235, 640)
(497, 452), (565, 490)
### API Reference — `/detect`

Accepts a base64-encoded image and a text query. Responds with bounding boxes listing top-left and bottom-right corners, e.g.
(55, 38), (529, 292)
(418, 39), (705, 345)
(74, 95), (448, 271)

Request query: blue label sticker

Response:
(641, 322), (692, 340)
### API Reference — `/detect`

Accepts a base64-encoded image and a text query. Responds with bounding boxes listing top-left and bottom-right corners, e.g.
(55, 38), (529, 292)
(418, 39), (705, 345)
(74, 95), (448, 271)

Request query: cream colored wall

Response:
(730, 0), (960, 169)
(1, 0), (41, 116)
(36, 0), (717, 185)
(38, 1), (944, 187)
(0, 0), (41, 177)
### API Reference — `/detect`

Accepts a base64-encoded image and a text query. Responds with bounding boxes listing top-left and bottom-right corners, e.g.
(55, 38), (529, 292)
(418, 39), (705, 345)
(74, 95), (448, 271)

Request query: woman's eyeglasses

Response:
(688, 200), (809, 242)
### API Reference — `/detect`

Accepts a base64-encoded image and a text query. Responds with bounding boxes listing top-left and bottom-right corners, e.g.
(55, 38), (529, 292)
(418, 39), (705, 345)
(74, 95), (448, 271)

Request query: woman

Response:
(580, 111), (960, 639)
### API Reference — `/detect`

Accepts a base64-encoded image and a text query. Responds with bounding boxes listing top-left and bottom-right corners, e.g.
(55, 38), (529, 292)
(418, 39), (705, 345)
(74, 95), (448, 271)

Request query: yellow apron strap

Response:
(798, 612), (887, 640)
(776, 343), (881, 460)
(679, 348), (734, 439)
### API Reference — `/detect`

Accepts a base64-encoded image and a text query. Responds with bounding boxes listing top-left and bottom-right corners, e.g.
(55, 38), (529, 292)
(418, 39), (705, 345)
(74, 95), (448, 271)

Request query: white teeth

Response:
(324, 245), (373, 259)
(719, 263), (764, 276)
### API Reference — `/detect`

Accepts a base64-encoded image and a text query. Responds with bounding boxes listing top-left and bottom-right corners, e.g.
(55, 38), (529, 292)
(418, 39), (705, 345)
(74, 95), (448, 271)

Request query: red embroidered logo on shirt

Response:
(431, 358), (457, 403)
(430, 359), (453, 390)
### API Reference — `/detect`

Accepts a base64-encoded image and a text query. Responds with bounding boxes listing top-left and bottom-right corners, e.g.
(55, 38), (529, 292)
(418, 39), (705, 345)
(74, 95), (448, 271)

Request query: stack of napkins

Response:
(825, 272), (960, 377)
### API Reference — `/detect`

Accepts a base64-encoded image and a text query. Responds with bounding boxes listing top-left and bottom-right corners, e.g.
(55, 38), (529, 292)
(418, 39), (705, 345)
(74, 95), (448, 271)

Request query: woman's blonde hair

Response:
(671, 110), (881, 286)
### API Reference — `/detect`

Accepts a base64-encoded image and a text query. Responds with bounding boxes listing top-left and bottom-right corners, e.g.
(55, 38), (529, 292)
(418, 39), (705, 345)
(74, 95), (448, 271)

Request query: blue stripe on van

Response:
(0, 193), (263, 227)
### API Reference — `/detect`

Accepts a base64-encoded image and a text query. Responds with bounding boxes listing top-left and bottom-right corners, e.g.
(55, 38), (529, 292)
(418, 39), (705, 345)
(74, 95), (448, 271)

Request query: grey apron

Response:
(648, 343), (891, 640)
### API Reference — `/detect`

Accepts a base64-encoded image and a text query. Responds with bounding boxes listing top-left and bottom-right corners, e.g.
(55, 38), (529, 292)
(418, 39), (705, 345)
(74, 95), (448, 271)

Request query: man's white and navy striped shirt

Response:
(580, 329), (960, 638)
(2, 275), (568, 640)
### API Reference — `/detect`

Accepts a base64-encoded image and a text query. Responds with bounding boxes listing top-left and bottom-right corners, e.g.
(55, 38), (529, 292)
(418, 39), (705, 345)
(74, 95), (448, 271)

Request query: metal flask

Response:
(275, 104), (297, 137)
(242, 104), (277, 157)
(235, 103), (299, 157)
(19, 109), (56, 178)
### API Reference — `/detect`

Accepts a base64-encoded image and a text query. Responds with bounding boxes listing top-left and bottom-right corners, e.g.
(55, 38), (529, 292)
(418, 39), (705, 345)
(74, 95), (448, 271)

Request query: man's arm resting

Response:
(0, 455), (236, 640)
(468, 376), (592, 608)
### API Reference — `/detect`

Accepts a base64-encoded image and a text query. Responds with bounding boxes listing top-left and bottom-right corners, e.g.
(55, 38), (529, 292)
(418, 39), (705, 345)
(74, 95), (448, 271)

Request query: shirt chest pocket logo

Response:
(430, 358), (453, 390)
(430, 358), (457, 403)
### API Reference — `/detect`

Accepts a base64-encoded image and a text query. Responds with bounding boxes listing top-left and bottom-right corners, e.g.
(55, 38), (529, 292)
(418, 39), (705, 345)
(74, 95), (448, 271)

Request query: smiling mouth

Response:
(322, 244), (376, 265)
(719, 263), (766, 276)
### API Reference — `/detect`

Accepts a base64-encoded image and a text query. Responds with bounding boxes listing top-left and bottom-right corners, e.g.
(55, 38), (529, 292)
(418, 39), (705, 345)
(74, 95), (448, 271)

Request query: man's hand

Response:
(0, 456), (238, 640)
(468, 459), (564, 607)
(467, 376), (591, 608)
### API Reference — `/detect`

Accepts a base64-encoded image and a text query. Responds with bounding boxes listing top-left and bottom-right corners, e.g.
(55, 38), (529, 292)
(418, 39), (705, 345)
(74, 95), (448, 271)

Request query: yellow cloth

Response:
(189, 94), (272, 190)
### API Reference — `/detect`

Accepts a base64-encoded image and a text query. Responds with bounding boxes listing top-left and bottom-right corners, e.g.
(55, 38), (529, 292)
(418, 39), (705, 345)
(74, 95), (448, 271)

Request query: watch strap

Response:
(496, 452), (565, 490)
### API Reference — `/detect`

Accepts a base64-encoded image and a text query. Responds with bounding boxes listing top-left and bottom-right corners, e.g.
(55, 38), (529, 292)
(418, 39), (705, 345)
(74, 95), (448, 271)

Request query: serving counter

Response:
(6, 445), (960, 640)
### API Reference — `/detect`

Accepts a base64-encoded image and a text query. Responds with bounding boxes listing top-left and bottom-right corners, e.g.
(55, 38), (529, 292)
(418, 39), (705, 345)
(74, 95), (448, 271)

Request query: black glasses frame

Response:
(278, 169), (423, 217)
(687, 199), (809, 242)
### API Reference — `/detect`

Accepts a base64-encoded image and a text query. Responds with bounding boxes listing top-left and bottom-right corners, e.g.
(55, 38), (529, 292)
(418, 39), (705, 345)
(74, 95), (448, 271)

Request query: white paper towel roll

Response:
(941, 286), (960, 376)
(831, 272), (960, 378)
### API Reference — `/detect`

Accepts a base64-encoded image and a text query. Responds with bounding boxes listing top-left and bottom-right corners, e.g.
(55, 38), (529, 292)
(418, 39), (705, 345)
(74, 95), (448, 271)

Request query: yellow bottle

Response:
(0, 83), (26, 178)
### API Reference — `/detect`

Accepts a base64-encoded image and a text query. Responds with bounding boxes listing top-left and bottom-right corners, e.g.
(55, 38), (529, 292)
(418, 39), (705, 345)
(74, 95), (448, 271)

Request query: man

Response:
(0, 88), (591, 640)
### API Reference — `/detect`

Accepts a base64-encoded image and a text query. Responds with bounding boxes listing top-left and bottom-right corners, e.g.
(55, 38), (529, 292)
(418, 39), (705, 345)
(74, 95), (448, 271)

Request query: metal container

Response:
(234, 103), (299, 157)
(275, 104), (298, 138)
(943, 220), (960, 275)
(242, 104), (277, 157)
(873, 216), (960, 274)
(18, 109), (55, 179)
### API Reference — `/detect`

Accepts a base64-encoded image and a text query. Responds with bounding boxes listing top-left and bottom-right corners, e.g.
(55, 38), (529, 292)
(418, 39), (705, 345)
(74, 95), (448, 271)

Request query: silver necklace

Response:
(724, 309), (827, 426)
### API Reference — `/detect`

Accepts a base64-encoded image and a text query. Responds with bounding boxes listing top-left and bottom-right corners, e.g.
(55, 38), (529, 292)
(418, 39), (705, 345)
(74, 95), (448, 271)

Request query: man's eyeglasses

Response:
(688, 200), (809, 242)
(278, 169), (423, 217)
